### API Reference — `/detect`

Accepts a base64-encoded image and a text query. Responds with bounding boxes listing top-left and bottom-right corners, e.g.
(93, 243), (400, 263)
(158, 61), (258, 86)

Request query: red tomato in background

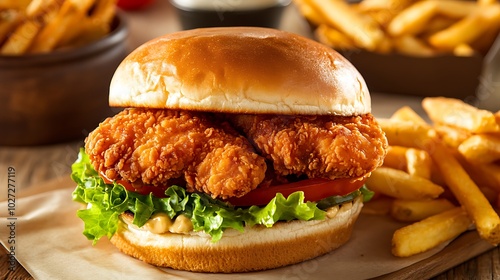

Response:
(117, 0), (155, 10)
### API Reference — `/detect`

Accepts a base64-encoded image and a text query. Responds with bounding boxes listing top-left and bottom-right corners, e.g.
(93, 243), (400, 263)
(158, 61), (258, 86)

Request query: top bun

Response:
(109, 27), (370, 116)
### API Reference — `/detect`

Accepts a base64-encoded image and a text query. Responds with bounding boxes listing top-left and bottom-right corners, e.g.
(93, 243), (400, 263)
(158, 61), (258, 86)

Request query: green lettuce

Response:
(71, 148), (369, 244)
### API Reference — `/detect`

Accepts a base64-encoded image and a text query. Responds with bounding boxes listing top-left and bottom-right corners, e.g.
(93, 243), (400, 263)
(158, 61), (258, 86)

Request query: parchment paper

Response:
(0, 176), (450, 280)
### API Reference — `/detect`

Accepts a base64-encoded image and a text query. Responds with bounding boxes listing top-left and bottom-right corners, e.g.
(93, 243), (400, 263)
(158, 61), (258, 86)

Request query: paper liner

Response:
(0, 176), (448, 279)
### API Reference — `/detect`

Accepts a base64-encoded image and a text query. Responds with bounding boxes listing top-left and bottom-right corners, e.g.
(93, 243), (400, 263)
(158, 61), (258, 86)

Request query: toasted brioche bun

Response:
(110, 197), (362, 273)
(109, 27), (370, 116)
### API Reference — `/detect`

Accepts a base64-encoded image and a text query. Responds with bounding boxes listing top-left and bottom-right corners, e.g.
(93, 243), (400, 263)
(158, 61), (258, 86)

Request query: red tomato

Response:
(227, 178), (366, 206)
(100, 173), (169, 197)
(117, 0), (154, 10)
(118, 180), (169, 197)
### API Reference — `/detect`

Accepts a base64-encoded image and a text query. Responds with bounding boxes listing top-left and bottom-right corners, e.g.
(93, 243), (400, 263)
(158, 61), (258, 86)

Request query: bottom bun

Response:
(110, 196), (363, 273)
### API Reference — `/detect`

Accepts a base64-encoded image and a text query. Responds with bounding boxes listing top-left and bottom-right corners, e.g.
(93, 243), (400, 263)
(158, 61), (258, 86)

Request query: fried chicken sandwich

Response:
(71, 27), (388, 273)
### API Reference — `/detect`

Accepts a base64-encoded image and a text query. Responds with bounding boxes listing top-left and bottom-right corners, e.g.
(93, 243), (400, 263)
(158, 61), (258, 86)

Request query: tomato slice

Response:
(227, 178), (366, 207)
(100, 171), (365, 206)
(100, 173), (170, 198)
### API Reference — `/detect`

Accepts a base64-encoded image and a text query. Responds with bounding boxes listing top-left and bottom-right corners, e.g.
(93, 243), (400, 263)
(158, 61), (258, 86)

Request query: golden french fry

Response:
(495, 111), (500, 124)
(393, 35), (437, 57)
(59, 0), (117, 48)
(392, 207), (472, 257)
(429, 4), (500, 51)
(433, 124), (471, 149)
(453, 43), (476, 57)
(378, 118), (436, 149)
(458, 134), (500, 164)
(478, 0), (497, 8)
(422, 97), (500, 134)
(307, 0), (385, 51)
(428, 140), (500, 245)
(390, 106), (428, 125)
(0, 10), (22, 45)
(362, 196), (394, 215)
(387, 1), (438, 36)
(1, 20), (41, 55)
(366, 167), (444, 200)
(405, 148), (432, 179)
(26, 0), (58, 17)
(30, 0), (96, 53)
(293, 0), (327, 26)
(0, 0), (31, 9)
(418, 15), (457, 40)
(383, 146), (408, 170)
(459, 158), (500, 193)
(314, 24), (356, 50)
(388, 0), (479, 37)
(356, 0), (414, 28)
(390, 198), (455, 222)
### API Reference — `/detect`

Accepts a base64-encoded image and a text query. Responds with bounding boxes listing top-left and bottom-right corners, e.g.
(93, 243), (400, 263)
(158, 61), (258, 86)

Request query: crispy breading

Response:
(231, 114), (388, 180)
(85, 108), (267, 199)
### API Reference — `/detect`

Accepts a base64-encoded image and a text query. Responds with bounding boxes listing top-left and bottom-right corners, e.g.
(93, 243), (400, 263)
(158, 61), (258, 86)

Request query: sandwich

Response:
(71, 26), (388, 273)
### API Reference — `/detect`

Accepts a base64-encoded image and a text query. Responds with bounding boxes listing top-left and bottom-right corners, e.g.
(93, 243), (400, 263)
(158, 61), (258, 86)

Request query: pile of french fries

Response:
(0, 0), (117, 55)
(294, 0), (500, 57)
(363, 97), (500, 257)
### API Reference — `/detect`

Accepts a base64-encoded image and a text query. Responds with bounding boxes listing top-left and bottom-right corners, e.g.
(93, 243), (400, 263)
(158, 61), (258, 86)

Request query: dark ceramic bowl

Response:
(0, 14), (128, 146)
(171, 0), (291, 30)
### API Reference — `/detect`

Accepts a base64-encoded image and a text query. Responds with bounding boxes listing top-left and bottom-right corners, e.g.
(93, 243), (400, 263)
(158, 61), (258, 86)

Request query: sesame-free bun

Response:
(109, 197), (362, 273)
(109, 27), (370, 116)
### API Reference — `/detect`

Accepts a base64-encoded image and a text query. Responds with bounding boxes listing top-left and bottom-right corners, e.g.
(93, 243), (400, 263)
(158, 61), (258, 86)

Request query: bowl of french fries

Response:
(0, 0), (128, 146)
(293, 0), (500, 99)
(363, 97), (500, 257)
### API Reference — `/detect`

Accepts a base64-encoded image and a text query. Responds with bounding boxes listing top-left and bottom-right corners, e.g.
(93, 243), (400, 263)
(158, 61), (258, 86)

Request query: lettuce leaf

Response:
(71, 148), (365, 244)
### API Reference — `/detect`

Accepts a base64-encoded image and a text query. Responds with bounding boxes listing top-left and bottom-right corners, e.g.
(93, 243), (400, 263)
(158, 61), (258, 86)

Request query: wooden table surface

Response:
(0, 136), (499, 279)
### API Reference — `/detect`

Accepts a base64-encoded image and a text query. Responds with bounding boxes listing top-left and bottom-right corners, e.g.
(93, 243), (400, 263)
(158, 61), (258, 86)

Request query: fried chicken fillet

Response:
(231, 113), (387, 180)
(85, 108), (267, 199)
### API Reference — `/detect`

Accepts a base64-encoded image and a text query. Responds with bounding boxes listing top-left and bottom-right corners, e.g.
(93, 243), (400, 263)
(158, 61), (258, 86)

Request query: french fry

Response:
(458, 134), (500, 164)
(433, 124), (471, 149)
(1, 20), (41, 55)
(383, 146), (408, 170)
(429, 4), (500, 51)
(59, 0), (117, 47)
(405, 148), (432, 179)
(478, 0), (497, 6)
(0, 10), (22, 45)
(0, 0), (31, 9)
(422, 97), (500, 134)
(429, 139), (500, 245)
(459, 158), (500, 193)
(392, 207), (472, 257)
(387, 1), (438, 36)
(390, 198), (456, 222)
(390, 106), (428, 125)
(453, 43), (476, 57)
(378, 118), (435, 149)
(366, 167), (444, 200)
(0, 0), (117, 54)
(306, 0), (385, 51)
(356, 0), (414, 28)
(293, 0), (326, 26)
(30, 0), (96, 53)
(393, 35), (436, 57)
